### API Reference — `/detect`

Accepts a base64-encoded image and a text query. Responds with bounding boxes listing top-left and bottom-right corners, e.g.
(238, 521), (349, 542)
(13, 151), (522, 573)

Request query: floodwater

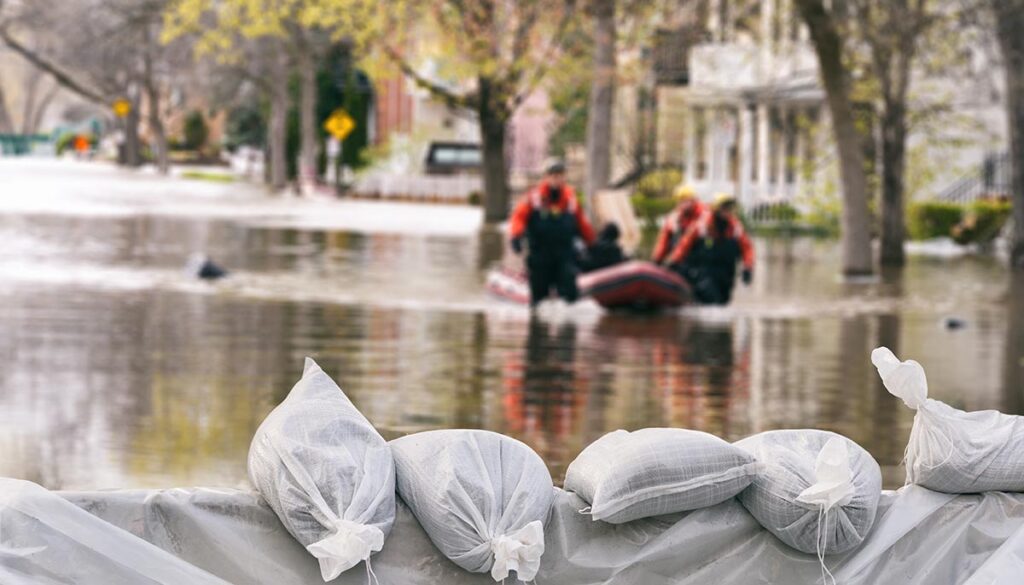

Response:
(1, 160), (1022, 490)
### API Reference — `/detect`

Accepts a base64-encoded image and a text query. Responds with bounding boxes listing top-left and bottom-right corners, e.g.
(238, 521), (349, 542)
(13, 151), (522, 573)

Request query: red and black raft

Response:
(486, 261), (692, 310)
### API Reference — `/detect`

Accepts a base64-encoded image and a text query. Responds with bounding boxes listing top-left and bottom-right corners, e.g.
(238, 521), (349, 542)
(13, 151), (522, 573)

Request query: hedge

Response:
(909, 199), (1012, 244)
(907, 201), (964, 240)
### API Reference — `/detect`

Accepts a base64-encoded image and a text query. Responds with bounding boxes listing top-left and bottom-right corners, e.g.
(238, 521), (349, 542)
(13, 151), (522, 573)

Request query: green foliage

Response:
(54, 133), (96, 155)
(548, 83), (589, 157)
(907, 201), (964, 240)
(631, 194), (676, 229)
(183, 110), (209, 151)
(630, 168), (682, 228)
(223, 103), (266, 151)
(952, 199), (1013, 245)
(181, 170), (235, 183)
(633, 168), (681, 200)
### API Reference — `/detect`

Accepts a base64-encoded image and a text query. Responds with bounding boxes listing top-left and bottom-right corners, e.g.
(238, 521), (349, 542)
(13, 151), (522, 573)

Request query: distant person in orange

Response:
(667, 193), (754, 305)
(73, 134), (90, 157)
(652, 184), (706, 265)
(509, 160), (596, 307)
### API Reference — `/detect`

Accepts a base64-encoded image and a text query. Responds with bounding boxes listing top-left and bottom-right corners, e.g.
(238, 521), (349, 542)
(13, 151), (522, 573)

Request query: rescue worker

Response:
(509, 160), (596, 306)
(652, 184), (707, 265)
(667, 193), (754, 305)
(580, 222), (627, 273)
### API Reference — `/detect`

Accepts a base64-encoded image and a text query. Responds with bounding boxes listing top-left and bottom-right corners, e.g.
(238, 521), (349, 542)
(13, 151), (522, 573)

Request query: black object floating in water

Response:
(942, 317), (967, 330)
(186, 253), (228, 281)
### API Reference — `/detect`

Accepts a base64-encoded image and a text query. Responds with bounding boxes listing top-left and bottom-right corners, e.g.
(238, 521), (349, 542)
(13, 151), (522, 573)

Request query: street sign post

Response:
(323, 109), (355, 192)
(324, 109), (355, 141)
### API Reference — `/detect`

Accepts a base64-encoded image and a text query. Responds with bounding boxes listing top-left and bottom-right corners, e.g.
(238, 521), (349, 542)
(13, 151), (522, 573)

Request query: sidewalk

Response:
(0, 158), (484, 237)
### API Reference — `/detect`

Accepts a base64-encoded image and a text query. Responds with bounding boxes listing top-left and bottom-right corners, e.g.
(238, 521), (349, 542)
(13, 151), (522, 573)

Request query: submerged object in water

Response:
(485, 261), (691, 310)
(185, 253), (228, 281)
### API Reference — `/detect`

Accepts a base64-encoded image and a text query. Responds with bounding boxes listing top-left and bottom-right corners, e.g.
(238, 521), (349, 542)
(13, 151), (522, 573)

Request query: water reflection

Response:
(0, 208), (1020, 491)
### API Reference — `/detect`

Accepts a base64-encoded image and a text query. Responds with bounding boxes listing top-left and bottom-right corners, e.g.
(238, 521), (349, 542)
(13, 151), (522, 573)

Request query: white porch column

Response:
(794, 107), (806, 196)
(706, 107), (718, 186)
(686, 106), (698, 184)
(757, 103), (770, 201)
(762, 0), (775, 45)
(775, 105), (788, 198)
(739, 105), (753, 206)
(778, 0), (793, 52)
(709, 0), (722, 42)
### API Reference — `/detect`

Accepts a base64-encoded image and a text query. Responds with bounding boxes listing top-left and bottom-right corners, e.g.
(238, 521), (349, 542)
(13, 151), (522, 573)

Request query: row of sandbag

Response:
(247, 348), (1024, 583)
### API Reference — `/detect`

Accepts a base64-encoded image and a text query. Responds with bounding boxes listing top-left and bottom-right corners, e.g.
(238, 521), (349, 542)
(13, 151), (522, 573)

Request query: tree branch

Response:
(382, 44), (475, 110)
(510, 0), (576, 108)
(0, 24), (108, 105)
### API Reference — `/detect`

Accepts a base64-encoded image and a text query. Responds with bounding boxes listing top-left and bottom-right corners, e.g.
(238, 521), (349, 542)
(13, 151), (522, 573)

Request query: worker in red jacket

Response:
(652, 183), (707, 265)
(667, 193), (754, 305)
(509, 161), (596, 306)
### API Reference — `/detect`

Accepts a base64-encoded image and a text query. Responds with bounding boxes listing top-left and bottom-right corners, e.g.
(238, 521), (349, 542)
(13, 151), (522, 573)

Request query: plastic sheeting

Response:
(3, 478), (1024, 584)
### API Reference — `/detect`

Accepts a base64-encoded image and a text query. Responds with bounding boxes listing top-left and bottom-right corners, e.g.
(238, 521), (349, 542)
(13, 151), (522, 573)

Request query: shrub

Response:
(631, 169), (682, 228)
(746, 202), (800, 223)
(631, 194), (677, 229)
(55, 132), (96, 155)
(952, 198), (1013, 245)
(183, 110), (209, 151)
(634, 168), (682, 200)
(907, 201), (963, 240)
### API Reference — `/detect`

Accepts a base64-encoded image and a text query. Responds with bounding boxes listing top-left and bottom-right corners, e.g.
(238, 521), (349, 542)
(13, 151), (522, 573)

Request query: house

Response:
(660, 0), (1007, 208)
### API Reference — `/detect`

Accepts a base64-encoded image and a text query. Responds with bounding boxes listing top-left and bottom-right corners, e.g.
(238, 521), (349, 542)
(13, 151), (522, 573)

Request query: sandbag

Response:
(248, 358), (396, 581)
(873, 346), (1024, 493)
(735, 430), (881, 555)
(390, 429), (553, 582)
(564, 428), (761, 523)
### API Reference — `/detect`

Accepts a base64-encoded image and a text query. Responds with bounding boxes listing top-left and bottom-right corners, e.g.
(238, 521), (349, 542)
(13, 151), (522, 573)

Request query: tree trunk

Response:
(297, 44), (319, 191)
(146, 83), (169, 174)
(20, 68), (42, 134)
(993, 0), (1024, 269)
(268, 83), (289, 191)
(28, 84), (58, 133)
(122, 100), (142, 167)
(584, 0), (616, 209)
(143, 29), (168, 175)
(879, 100), (907, 266)
(0, 84), (13, 133)
(796, 0), (874, 276)
(478, 76), (511, 223)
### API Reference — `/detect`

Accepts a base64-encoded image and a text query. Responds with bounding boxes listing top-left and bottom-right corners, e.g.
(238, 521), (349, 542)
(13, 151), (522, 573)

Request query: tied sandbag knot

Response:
(489, 520), (545, 582)
(306, 518), (384, 581)
(796, 437), (855, 585)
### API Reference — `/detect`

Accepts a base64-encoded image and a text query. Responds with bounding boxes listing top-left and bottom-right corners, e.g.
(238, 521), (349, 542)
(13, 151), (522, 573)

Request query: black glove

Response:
(742, 268), (753, 285)
(510, 237), (523, 255)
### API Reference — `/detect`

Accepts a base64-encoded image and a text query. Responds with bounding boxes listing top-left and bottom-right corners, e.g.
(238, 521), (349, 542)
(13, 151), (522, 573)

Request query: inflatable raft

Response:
(486, 261), (691, 310)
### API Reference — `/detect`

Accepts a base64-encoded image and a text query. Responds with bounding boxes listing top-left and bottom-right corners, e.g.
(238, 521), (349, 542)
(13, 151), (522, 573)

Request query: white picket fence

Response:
(352, 173), (482, 203)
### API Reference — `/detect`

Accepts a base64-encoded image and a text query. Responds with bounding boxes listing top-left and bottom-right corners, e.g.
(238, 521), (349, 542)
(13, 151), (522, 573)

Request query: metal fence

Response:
(937, 151), (1011, 204)
(0, 134), (51, 156)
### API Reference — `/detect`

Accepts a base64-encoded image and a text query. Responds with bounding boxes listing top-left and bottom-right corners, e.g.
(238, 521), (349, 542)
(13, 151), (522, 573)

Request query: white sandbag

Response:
(390, 429), (553, 582)
(248, 358), (395, 581)
(564, 428), (761, 524)
(873, 346), (1024, 493)
(735, 429), (882, 556)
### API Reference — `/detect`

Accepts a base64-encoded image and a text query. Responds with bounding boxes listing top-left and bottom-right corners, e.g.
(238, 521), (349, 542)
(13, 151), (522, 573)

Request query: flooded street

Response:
(1, 160), (1021, 490)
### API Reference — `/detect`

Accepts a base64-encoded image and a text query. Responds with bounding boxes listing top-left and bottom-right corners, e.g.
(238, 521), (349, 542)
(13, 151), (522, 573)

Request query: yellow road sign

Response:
(112, 98), (131, 118)
(324, 109), (355, 140)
